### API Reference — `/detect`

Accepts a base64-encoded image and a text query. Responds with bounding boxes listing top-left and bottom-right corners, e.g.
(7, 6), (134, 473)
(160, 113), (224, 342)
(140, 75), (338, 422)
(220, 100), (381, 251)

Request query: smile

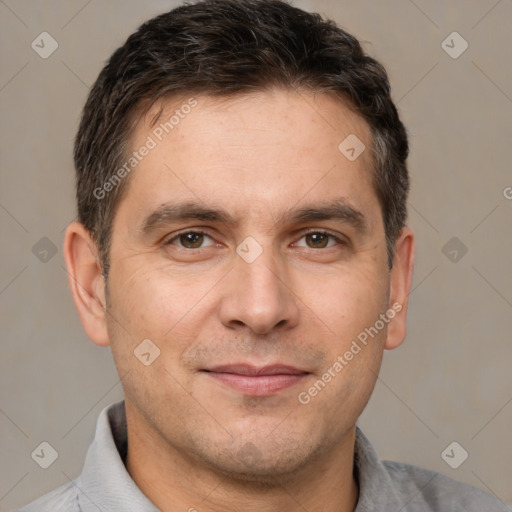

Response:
(201, 364), (310, 396)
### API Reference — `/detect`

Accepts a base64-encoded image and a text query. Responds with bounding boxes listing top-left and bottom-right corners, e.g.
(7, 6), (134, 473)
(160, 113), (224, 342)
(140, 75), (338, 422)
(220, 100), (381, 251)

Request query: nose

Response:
(218, 243), (300, 335)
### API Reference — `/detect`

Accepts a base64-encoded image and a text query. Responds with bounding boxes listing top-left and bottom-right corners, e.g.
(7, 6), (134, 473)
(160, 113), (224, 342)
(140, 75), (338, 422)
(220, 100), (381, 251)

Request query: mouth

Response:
(200, 364), (310, 396)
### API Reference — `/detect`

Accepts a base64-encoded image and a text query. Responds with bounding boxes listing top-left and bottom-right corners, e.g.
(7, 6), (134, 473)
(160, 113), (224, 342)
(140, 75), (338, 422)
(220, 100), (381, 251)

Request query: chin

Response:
(189, 432), (323, 486)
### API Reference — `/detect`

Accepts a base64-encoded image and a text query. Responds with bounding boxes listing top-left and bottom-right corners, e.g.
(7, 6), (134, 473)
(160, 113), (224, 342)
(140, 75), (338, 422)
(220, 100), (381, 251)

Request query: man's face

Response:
(105, 89), (395, 479)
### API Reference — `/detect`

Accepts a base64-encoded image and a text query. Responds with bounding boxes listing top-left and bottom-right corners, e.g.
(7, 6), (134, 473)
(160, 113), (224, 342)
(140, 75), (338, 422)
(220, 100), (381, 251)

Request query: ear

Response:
(63, 221), (110, 347)
(384, 226), (415, 350)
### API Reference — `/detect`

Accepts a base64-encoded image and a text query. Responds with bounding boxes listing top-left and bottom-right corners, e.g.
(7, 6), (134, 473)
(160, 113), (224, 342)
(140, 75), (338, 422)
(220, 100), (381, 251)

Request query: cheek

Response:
(303, 265), (389, 339)
(301, 275), (387, 417)
(112, 262), (188, 326)
(107, 261), (217, 365)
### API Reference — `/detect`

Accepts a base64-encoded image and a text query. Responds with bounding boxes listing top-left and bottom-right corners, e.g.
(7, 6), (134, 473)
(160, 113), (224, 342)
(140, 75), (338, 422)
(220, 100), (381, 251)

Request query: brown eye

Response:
(168, 231), (214, 249)
(294, 232), (340, 249)
(305, 233), (330, 248)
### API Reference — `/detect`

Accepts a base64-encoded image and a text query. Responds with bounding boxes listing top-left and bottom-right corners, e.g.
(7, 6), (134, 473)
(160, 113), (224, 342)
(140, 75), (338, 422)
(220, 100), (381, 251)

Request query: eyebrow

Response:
(139, 198), (369, 237)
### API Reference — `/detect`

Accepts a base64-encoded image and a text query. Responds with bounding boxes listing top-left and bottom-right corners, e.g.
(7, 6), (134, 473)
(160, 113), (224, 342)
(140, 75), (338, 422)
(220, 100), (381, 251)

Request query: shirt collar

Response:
(76, 401), (160, 512)
(76, 400), (402, 511)
(353, 427), (403, 511)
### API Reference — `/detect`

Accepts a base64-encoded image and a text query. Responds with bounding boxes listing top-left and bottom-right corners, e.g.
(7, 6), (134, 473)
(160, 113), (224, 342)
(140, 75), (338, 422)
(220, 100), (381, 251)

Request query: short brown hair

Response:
(74, 0), (409, 272)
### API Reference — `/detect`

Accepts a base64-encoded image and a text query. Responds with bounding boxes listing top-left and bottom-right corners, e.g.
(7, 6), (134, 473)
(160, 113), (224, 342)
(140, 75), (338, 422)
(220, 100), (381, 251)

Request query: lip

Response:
(201, 364), (309, 396)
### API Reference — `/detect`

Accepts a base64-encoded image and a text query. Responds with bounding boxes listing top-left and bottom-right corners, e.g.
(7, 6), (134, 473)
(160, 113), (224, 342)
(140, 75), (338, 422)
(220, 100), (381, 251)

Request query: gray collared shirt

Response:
(15, 400), (508, 511)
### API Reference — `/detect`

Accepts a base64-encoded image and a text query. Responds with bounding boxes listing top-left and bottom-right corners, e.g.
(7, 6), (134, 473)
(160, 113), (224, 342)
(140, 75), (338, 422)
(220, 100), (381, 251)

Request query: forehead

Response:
(115, 88), (380, 231)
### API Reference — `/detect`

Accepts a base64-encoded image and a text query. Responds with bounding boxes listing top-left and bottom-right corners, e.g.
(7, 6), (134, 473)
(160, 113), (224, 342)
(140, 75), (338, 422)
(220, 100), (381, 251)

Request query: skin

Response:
(64, 88), (414, 512)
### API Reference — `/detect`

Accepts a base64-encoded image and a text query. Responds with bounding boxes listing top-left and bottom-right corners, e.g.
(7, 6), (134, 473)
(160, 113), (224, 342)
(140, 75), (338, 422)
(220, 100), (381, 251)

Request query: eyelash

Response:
(164, 229), (346, 250)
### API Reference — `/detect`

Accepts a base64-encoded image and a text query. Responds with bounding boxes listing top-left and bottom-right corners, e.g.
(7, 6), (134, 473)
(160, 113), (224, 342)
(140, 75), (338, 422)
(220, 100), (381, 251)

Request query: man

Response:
(16, 0), (506, 510)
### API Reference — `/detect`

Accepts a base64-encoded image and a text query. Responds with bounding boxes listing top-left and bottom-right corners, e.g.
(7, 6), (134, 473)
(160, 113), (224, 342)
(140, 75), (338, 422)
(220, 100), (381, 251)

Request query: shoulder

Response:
(13, 481), (78, 512)
(383, 460), (508, 511)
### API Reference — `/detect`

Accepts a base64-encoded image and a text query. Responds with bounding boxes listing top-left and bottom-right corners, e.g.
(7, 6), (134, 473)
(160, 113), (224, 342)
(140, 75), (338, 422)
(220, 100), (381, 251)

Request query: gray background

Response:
(1, 0), (511, 509)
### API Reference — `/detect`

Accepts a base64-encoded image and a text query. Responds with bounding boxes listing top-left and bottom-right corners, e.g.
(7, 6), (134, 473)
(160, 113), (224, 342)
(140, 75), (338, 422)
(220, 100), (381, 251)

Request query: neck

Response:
(125, 406), (359, 512)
